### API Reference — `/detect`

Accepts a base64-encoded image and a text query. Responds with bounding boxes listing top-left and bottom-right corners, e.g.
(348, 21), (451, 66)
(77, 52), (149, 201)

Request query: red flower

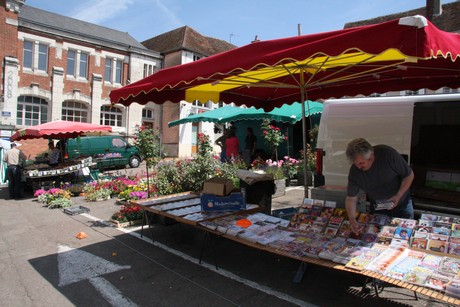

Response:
(140, 126), (145, 131)
(263, 131), (267, 135)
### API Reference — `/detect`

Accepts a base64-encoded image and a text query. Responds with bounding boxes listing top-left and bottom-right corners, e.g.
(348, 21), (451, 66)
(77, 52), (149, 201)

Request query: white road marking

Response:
(89, 276), (137, 307)
(57, 244), (136, 306)
(81, 213), (316, 307)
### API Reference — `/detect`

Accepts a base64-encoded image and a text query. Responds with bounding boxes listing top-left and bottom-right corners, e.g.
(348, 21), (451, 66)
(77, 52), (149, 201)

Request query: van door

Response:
(410, 100), (460, 213)
(97, 137), (129, 169)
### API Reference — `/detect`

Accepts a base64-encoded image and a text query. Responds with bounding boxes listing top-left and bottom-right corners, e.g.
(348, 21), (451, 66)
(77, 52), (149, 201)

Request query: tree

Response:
(133, 125), (166, 197)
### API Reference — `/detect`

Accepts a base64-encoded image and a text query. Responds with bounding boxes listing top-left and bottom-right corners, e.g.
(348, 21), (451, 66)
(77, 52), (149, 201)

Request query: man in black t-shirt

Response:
(345, 138), (414, 235)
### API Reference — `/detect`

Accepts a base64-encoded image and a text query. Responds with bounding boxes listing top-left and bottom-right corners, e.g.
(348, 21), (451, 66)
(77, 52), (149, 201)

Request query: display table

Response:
(131, 193), (460, 305)
(132, 192), (262, 238)
(23, 157), (94, 190)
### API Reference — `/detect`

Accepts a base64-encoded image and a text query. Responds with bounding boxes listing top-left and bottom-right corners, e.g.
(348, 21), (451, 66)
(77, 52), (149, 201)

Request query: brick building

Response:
(142, 26), (236, 157)
(0, 0), (162, 158)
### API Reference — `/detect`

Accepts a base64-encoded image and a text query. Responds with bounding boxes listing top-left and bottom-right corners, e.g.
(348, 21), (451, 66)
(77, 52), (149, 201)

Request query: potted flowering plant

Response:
(251, 157), (286, 198)
(282, 156), (300, 181)
(110, 205), (144, 227)
(35, 188), (73, 209)
(264, 159), (285, 180)
(82, 181), (112, 202)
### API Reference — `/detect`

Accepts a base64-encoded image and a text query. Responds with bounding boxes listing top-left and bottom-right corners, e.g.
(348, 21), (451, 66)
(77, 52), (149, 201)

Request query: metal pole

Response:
(300, 70), (308, 198)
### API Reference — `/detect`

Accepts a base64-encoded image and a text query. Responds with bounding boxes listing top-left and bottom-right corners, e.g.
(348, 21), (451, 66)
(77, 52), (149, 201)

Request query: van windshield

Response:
(112, 138), (126, 148)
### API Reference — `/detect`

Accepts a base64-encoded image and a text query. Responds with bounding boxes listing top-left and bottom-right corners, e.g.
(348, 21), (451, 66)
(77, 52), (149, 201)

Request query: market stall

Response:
(10, 120), (112, 191)
(131, 192), (460, 305)
(23, 157), (94, 191)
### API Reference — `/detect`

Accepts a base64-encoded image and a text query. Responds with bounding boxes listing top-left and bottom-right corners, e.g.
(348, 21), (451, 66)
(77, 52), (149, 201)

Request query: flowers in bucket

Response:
(282, 156), (300, 179)
(252, 157), (285, 180)
(265, 159), (285, 180)
(35, 188), (72, 209)
(111, 205), (144, 223)
(82, 181), (112, 202)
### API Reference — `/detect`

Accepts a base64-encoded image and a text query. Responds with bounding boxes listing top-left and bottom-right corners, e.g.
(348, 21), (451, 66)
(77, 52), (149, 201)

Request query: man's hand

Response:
(349, 219), (361, 235)
(388, 196), (399, 210)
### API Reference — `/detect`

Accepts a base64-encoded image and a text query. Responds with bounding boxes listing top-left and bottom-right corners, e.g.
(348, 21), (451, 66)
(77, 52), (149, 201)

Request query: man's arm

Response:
(345, 195), (360, 234)
(390, 170), (414, 209)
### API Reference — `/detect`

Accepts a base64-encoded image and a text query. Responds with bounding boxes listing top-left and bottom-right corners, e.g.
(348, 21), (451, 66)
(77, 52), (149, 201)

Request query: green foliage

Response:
(154, 161), (184, 195)
(84, 188), (112, 202)
(36, 188), (73, 209)
(133, 125), (166, 168)
(298, 144), (316, 172)
(175, 155), (220, 192)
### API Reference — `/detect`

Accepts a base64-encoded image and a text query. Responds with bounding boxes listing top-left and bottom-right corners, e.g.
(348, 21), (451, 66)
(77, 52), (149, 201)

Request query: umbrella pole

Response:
(300, 73), (308, 198)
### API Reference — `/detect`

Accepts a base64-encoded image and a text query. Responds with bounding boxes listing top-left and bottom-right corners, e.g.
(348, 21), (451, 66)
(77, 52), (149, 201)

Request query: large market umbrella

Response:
(110, 16), (460, 109)
(168, 101), (323, 127)
(110, 15), (460, 190)
(10, 120), (112, 141)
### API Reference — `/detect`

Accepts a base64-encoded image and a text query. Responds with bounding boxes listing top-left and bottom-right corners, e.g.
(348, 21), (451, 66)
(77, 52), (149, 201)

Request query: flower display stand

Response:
(110, 219), (143, 228)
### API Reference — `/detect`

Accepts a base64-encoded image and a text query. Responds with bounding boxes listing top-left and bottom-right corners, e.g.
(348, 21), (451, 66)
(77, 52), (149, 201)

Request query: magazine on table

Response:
(424, 272), (453, 291)
(366, 246), (406, 274)
(390, 238), (410, 249)
(327, 216), (344, 228)
(369, 214), (388, 226)
(433, 226), (451, 236)
(379, 226), (397, 238)
(418, 219), (435, 227)
(439, 256), (460, 276)
(411, 237), (428, 250)
(451, 223), (460, 237)
(348, 222), (367, 240)
(345, 244), (387, 271)
(446, 277), (460, 298)
(361, 233), (378, 246)
(402, 266), (433, 285)
(420, 213), (440, 222)
(324, 226), (339, 237)
(384, 249), (425, 280)
(393, 227), (413, 240)
(414, 225), (434, 234)
(337, 220), (352, 238)
(390, 217), (417, 229)
(318, 237), (347, 261)
(448, 237), (460, 256)
(427, 239), (449, 253)
(419, 254), (443, 270)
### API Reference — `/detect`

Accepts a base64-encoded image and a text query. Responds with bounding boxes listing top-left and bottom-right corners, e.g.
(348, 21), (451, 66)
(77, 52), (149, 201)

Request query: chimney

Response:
(426, 0), (442, 21)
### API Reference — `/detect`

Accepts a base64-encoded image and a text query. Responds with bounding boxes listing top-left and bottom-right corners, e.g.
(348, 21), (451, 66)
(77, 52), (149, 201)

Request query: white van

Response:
(313, 93), (460, 215)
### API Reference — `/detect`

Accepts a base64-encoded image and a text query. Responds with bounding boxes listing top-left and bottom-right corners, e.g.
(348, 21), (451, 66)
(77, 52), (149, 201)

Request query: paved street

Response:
(0, 171), (451, 307)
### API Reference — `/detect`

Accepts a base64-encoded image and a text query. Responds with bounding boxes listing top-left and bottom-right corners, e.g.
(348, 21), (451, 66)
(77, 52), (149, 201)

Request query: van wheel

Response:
(129, 155), (141, 168)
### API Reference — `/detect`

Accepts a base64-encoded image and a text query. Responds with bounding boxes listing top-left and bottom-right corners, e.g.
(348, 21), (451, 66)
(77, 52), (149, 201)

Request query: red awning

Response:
(10, 120), (112, 141)
(110, 16), (460, 111)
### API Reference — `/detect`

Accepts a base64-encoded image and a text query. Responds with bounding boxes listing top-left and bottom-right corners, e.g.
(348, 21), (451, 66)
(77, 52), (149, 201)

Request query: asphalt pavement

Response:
(0, 171), (452, 307)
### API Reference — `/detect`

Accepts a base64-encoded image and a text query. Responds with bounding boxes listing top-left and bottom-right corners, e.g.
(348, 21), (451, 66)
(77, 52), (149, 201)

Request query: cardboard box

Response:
(201, 192), (246, 212)
(202, 177), (234, 196)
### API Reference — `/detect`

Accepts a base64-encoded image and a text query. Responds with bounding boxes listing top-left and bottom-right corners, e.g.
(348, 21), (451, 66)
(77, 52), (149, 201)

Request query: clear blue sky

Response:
(25, 0), (455, 47)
